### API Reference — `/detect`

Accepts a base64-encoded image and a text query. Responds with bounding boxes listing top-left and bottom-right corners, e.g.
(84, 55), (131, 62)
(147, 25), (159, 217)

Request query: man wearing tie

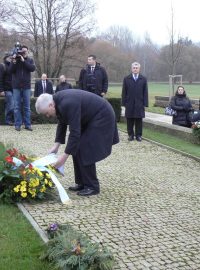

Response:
(78, 55), (108, 97)
(122, 62), (148, 142)
(34, 73), (54, 97)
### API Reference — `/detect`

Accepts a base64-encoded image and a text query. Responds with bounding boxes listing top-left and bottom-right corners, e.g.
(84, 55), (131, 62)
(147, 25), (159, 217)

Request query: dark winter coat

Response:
(122, 73), (148, 118)
(192, 111), (200, 122)
(34, 79), (54, 97)
(9, 57), (35, 89)
(170, 94), (192, 127)
(53, 89), (119, 166)
(78, 63), (108, 96)
(0, 61), (12, 92)
(55, 82), (72, 92)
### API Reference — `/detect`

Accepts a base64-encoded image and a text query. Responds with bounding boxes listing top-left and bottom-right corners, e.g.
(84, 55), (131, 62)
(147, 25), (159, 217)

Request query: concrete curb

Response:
(17, 203), (49, 243)
(119, 129), (200, 163)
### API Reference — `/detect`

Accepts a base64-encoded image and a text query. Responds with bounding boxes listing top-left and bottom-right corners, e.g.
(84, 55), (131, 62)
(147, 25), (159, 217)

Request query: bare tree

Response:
(10, 0), (96, 77)
(167, 5), (183, 94)
(0, 0), (13, 22)
(99, 25), (135, 53)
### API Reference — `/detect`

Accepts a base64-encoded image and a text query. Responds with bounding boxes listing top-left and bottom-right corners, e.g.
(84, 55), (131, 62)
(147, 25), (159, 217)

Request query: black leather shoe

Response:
(77, 188), (99, 196)
(15, 126), (21, 131)
(128, 135), (134, 141)
(136, 136), (142, 142)
(25, 126), (33, 131)
(68, 184), (84, 192)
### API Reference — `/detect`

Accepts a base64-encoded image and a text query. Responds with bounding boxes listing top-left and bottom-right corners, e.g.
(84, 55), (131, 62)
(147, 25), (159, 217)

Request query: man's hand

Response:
(20, 55), (25, 62)
(12, 55), (17, 64)
(101, 92), (106, 97)
(0, 91), (5, 97)
(48, 142), (60, 154)
(54, 153), (69, 168)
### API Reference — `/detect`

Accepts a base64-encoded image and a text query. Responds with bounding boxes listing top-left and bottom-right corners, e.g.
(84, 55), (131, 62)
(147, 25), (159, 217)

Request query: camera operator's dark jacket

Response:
(170, 93), (192, 127)
(78, 63), (108, 96)
(9, 57), (35, 90)
(0, 60), (12, 92)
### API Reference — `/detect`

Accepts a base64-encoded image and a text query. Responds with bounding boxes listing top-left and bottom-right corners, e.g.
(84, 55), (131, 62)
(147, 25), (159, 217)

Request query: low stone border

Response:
(17, 203), (49, 243)
(121, 116), (199, 144)
(119, 129), (200, 163)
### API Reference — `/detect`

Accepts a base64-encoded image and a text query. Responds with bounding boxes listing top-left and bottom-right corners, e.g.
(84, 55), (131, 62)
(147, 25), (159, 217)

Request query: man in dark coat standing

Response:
(35, 90), (119, 196)
(55, 75), (72, 92)
(122, 62), (148, 142)
(0, 53), (14, 125)
(79, 55), (108, 97)
(34, 73), (54, 97)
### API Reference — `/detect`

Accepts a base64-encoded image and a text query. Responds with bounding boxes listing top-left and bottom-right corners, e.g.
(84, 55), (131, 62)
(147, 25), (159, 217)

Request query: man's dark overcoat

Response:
(34, 79), (54, 97)
(79, 63), (108, 96)
(122, 74), (148, 118)
(53, 89), (119, 165)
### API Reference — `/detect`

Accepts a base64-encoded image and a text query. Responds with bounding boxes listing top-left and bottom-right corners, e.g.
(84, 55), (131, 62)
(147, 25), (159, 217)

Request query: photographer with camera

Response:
(0, 53), (14, 125)
(9, 44), (35, 131)
(78, 55), (108, 97)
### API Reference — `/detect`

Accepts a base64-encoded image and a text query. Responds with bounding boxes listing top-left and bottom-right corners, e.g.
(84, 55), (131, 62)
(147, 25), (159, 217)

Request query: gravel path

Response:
(1, 125), (200, 270)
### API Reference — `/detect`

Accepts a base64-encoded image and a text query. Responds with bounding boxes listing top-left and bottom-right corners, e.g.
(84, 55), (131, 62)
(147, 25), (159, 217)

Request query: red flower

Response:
(19, 154), (27, 162)
(28, 164), (33, 170)
(5, 156), (14, 164)
(6, 148), (18, 157)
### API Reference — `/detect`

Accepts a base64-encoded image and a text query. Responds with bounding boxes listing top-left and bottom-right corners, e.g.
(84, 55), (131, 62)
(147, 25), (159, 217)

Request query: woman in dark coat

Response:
(170, 86), (193, 127)
(35, 90), (119, 196)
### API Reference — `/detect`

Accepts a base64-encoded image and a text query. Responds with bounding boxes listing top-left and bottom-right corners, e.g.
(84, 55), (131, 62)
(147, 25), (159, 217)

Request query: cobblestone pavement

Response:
(1, 125), (200, 270)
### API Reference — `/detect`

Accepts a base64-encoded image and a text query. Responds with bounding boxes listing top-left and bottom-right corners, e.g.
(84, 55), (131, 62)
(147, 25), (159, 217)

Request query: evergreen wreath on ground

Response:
(192, 121), (200, 142)
(41, 223), (115, 270)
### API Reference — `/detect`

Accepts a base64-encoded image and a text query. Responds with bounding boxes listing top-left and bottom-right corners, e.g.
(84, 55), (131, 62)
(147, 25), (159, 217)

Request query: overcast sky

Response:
(95, 0), (200, 45)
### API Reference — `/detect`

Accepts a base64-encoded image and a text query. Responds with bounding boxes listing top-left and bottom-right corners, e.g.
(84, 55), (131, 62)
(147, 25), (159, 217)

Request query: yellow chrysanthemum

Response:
(44, 179), (48, 184)
(48, 181), (53, 187)
(13, 185), (20, 192)
(21, 192), (27, 198)
(20, 180), (27, 186)
(20, 186), (27, 192)
(40, 186), (46, 192)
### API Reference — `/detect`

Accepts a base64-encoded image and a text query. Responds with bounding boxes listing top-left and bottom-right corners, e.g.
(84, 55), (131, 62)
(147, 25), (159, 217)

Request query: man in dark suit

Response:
(35, 90), (119, 197)
(79, 55), (108, 97)
(122, 62), (148, 142)
(34, 73), (54, 97)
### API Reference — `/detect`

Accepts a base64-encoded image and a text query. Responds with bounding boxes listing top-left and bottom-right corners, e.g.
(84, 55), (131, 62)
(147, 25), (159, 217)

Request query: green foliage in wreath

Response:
(41, 223), (115, 270)
(192, 121), (200, 141)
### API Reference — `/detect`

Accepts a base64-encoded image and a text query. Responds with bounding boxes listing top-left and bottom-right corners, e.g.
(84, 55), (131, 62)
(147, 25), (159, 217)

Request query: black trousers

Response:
(127, 118), (143, 137)
(72, 153), (100, 192)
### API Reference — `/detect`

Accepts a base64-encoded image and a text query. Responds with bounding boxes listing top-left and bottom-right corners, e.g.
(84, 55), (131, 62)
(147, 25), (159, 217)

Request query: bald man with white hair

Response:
(36, 89), (119, 197)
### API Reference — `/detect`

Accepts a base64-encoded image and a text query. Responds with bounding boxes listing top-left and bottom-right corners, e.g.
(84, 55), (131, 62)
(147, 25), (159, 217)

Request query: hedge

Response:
(0, 97), (121, 124)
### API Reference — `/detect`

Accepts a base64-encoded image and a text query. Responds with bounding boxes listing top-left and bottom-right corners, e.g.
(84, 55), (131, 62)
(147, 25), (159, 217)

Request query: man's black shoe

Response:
(68, 184), (84, 192)
(136, 136), (142, 142)
(15, 126), (21, 131)
(25, 126), (33, 131)
(77, 188), (99, 197)
(128, 135), (134, 141)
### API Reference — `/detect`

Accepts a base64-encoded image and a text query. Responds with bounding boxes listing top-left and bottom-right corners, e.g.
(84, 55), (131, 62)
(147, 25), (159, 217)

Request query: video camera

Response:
(12, 42), (24, 59)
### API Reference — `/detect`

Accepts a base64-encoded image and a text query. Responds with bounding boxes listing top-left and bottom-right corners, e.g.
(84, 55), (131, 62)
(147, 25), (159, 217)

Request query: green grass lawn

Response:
(0, 204), (53, 270)
(118, 122), (200, 158)
(107, 82), (200, 114)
